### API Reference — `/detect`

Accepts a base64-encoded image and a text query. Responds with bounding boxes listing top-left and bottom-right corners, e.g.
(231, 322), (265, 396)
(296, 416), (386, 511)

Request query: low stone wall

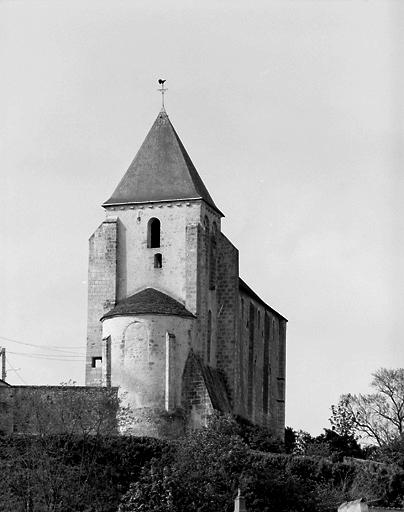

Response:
(0, 385), (118, 435)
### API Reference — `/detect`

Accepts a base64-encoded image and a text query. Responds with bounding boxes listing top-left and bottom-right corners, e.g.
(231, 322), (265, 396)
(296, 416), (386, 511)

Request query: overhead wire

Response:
(0, 335), (86, 355)
(6, 355), (28, 385)
(7, 350), (85, 361)
(1, 335), (88, 385)
(0, 334), (87, 373)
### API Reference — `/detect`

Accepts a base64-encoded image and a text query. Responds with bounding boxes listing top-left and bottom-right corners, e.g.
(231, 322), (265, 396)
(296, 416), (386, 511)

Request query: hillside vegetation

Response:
(1, 414), (403, 512)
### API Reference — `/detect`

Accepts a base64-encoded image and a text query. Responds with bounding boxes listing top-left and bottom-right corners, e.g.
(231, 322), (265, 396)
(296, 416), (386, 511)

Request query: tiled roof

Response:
(101, 288), (194, 320)
(103, 110), (222, 215)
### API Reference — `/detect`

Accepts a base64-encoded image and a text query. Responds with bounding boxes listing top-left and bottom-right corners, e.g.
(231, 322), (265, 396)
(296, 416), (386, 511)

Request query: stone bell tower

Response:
(85, 107), (229, 436)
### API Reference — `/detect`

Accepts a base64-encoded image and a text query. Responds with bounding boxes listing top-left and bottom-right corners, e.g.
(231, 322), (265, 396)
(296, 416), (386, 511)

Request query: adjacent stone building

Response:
(85, 108), (287, 438)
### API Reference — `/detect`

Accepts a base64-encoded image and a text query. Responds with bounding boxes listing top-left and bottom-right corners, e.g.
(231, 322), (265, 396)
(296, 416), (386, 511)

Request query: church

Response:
(85, 104), (287, 439)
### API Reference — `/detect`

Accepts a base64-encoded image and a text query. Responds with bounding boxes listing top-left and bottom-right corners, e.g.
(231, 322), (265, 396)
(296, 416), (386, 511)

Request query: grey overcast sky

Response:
(1, 0), (403, 435)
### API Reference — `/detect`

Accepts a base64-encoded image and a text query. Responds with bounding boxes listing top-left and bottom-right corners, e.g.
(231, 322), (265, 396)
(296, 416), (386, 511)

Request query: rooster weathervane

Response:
(158, 79), (167, 111)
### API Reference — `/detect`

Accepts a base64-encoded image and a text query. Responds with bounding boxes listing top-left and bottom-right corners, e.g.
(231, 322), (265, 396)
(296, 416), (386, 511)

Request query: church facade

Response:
(85, 109), (287, 439)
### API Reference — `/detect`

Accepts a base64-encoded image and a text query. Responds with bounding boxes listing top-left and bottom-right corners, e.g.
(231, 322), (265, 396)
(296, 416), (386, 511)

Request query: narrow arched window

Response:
(207, 310), (212, 363)
(147, 218), (160, 248)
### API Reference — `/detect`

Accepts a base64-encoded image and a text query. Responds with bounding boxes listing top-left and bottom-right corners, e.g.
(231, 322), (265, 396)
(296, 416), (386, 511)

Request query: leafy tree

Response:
(284, 426), (297, 454)
(119, 413), (249, 512)
(310, 429), (364, 461)
(376, 434), (404, 469)
(330, 396), (357, 438)
(235, 417), (285, 453)
(292, 430), (315, 455)
(286, 425), (363, 460)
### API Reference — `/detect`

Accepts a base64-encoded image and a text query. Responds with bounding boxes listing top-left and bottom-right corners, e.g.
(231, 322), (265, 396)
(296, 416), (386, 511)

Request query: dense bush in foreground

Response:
(119, 415), (404, 512)
(0, 435), (166, 512)
(0, 416), (403, 511)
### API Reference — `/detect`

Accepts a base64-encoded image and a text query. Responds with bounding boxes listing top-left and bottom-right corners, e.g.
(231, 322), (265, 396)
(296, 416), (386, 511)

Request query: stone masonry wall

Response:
(237, 290), (286, 439)
(182, 353), (214, 429)
(84, 197), (286, 437)
(185, 222), (201, 318)
(186, 202), (222, 364)
(277, 319), (287, 436)
(0, 386), (118, 435)
(216, 233), (239, 405)
(0, 386), (13, 434)
(101, 313), (194, 414)
(105, 200), (202, 306)
(86, 219), (118, 385)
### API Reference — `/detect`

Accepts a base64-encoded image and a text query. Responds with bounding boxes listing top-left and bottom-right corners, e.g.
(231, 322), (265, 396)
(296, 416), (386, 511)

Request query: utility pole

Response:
(0, 347), (6, 381)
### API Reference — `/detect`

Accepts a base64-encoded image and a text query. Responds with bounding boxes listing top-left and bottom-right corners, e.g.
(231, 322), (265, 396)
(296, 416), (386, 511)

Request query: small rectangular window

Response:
(154, 253), (162, 268)
(92, 356), (102, 368)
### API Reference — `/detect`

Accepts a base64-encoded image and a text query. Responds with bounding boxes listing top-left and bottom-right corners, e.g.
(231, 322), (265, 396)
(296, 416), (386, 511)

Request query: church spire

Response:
(103, 108), (222, 215)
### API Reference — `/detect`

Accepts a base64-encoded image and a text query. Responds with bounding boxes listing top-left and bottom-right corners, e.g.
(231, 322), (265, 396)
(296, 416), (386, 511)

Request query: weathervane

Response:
(158, 79), (167, 111)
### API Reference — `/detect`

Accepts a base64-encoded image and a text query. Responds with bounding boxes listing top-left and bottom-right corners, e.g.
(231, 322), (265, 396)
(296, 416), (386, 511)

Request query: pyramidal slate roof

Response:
(103, 110), (222, 215)
(101, 288), (194, 320)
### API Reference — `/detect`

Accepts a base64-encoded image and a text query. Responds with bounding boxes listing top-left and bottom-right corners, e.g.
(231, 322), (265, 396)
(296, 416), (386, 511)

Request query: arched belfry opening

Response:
(147, 218), (161, 248)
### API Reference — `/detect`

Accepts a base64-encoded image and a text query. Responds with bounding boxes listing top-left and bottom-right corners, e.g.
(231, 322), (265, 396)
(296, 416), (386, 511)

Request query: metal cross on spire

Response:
(157, 79), (167, 111)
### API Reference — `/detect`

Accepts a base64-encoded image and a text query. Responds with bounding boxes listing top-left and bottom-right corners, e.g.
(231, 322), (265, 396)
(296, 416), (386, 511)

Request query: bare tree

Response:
(342, 368), (404, 446)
